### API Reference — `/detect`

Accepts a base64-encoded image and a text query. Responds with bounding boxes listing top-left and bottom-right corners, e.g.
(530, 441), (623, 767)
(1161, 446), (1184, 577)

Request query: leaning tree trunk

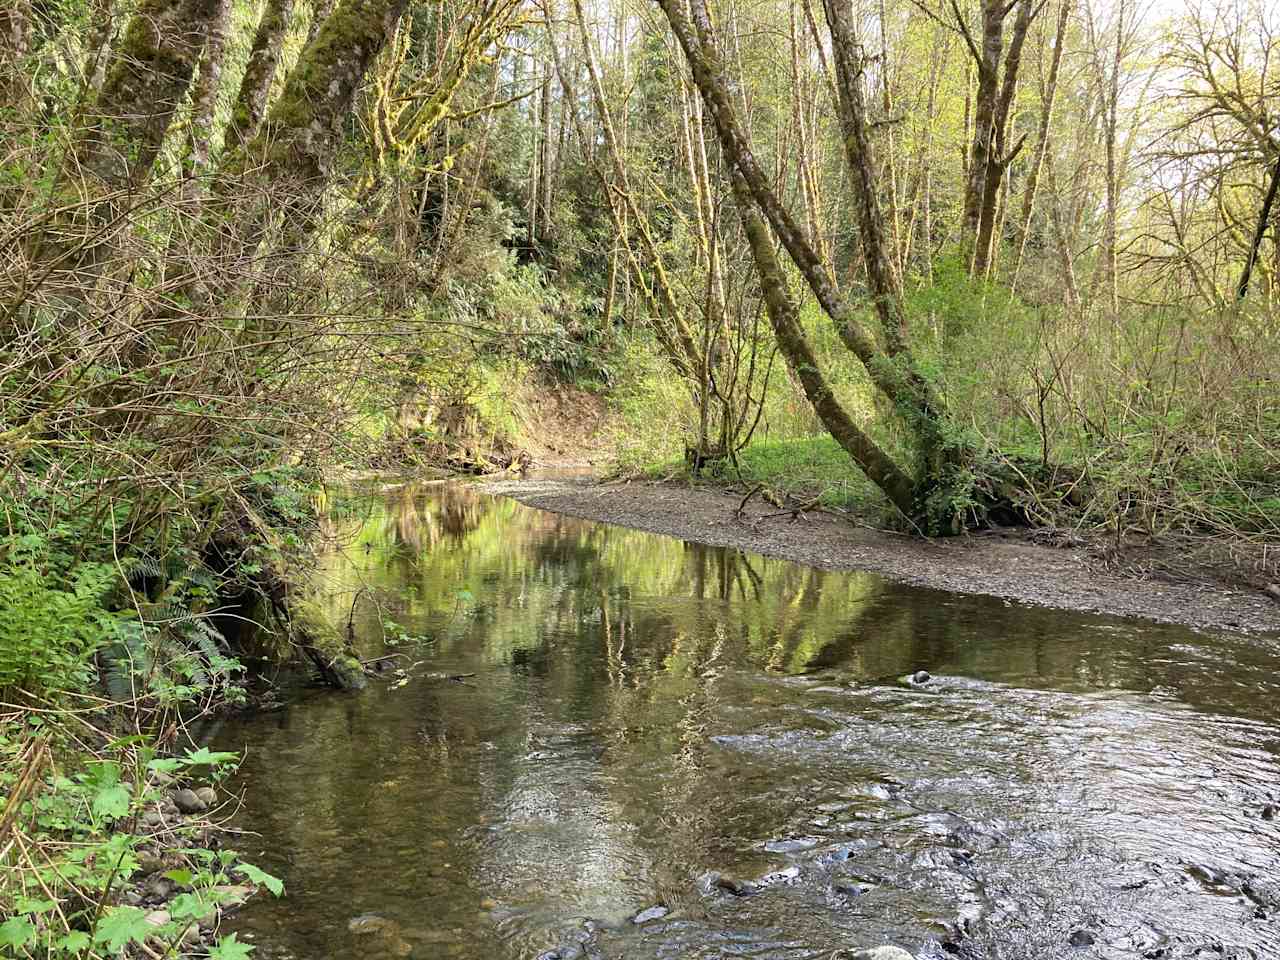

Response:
(1237, 149), (1280, 301)
(659, 0), (973, 522)
(81, 0), (226, 191)
(730, 169), (917, 516)
(226, 0), (297, 152)
(219, 0), (411, 263)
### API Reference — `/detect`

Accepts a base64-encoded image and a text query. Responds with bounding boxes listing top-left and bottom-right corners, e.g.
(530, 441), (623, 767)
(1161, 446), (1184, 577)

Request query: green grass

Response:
(707, 436), (887, 514)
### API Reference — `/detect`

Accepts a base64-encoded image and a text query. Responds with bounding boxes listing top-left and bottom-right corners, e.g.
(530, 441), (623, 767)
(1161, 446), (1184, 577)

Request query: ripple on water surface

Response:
(211, 483), (1280, 960)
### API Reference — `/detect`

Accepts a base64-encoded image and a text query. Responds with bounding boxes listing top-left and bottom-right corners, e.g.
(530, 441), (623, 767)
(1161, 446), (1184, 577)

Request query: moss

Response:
(90, 0), (222, 184)
(290, 596), (367, 690)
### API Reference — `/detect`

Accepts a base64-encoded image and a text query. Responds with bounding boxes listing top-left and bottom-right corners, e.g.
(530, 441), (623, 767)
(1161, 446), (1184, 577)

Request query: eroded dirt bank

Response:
(481, 477), (1280, 636)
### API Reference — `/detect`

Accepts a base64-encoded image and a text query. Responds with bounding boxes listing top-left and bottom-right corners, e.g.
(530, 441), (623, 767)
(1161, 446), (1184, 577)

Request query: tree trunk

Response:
(960, 0), (1005, 258)
(226, 0), (298, 152)
(822, 0), (908, 348)
(659, 0), (967, 516)
(972, 0), (1037, 277)
(306, 0), (336, 45)
(1011, 0), (1071, 290)
(569, 0), (700, 373)
(1237, 150), (1280, 301)
(729, 166), (917, 517)
(184, 0), (234, 190)
(0, 0), (31, 111)
(82, 0), (227, 190)
(218, 0), (410, 270)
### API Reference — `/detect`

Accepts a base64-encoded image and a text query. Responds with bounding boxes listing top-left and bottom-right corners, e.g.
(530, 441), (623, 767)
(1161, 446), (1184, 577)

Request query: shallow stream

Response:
(211, 483), (1280, 959)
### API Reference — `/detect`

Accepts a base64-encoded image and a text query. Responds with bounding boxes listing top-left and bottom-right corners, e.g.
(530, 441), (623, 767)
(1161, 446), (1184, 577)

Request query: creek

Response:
(210, 482), (1280, 959)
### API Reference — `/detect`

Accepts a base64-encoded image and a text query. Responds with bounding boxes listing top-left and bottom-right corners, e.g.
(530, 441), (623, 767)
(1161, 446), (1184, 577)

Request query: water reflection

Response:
(219, 483), (1280, 960)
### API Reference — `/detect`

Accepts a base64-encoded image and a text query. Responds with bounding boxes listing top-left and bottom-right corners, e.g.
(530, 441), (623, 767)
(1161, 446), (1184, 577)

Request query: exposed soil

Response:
(481, 476), (1280, 636)
(512, 383), (615, 468)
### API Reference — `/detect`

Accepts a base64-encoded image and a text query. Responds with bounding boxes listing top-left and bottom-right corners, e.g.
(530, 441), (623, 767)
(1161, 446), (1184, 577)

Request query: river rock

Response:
(349, 914), (398, 936)
(145, 876), (176, 901)
(142, 809), (163, 827)
(834, 881), (877, 897)
(144, 910), (171, 929)
(631, 905), (669, 924)
(838, 948), (914, 960)
(1068, 929), (1096, 947)
(211, 885), (254, 911)
(911, 670), (931, 684)
(194, 786), (217, 806)
(171, 788), (208, 814)
(134, 852), (166, 876)
(753, 865), (801, 887)
(1242, 878), (1280, 908)
(715, 874), (757, 897)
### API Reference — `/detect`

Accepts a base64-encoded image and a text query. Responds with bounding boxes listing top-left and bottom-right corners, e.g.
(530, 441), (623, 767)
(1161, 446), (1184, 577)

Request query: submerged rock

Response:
(837, 947), (914, 960)
(1242, 877), (1280, 908)
(709, 873), (757, 897)
(753, 865), (801, 887)
(1068, 929), (1096, 947)
(348, 914), (398, 936)
(834, 881), (877, 897)
(631, 905), (669, 924)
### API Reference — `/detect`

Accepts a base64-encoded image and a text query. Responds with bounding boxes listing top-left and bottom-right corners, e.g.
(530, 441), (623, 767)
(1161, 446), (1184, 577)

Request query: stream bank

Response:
(480, 476), (1280, 636)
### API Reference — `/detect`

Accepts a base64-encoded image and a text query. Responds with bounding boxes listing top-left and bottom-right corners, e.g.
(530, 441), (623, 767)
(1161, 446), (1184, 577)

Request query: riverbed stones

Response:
(754, 865), (801, 887)
(711, 873), (757, 897)
(911, 670), (931, 684)
(171, 788), (208, 814)
(348, 914), (397, 935)
(1068, 929), (1096, 947)
(1242, 877), (1280, 909)
(631, 905), (669, 924)
(194, 786), (217, 807)
(145, 875), (176, 901)
(834, 881), (877, 897)
(836, 948), (914, 960)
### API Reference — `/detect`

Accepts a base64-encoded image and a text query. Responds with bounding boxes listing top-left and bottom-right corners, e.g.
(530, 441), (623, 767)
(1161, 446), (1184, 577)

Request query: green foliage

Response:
(0, 730), (281, 960)
(0, 549), (127, 700)
(712, 437), (884, 512)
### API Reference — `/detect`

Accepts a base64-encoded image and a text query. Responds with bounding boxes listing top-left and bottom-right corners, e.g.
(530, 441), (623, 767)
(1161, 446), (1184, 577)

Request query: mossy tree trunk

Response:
(225, 0), (297, 152)
(659, 0), (977, 524)
(730, 168), (918, 516)
(81, 0), (226, 191)
(218, 0), (411, 261)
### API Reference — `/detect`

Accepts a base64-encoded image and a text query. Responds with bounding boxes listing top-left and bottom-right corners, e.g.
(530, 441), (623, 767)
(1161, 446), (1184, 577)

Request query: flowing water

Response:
(211, 482), (1280, 960)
